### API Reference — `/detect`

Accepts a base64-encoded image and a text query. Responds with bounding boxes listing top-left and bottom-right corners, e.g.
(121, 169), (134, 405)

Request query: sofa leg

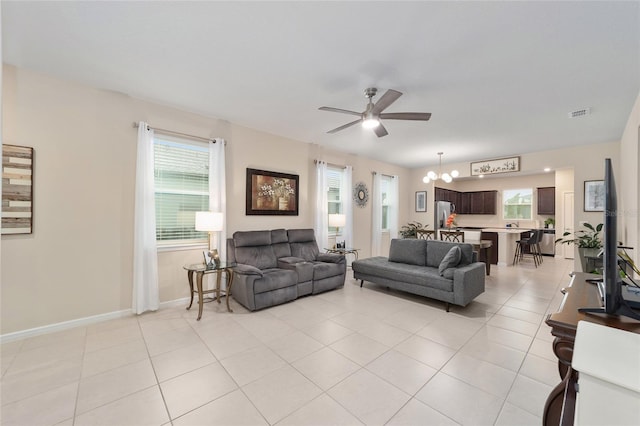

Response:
(445, 302), (450, 312)
(360, 280), (363, 288)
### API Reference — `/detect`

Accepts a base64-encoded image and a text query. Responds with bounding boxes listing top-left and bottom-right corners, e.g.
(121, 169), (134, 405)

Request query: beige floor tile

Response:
(527, 337), (557, 362)
(382, 306), (444, 333)
(519, 353), (559, 387)
(330, 311), (377, 332)
(277, 393), (364, 426)
(173, 389), (268, 426)
(1, 356), (82, 405)
(198, 321), (263, 360)
(460, 337), (527, 372)
(496, 305), (545, 325)
(358, 321), (412, 347)
(441, 352), (517, 398)
(139, 317), (191, 337)
(330, 333), (389, 366)
(81, 339), (148, 378)
(85, 316), (138, 335)
(505, 374), (552, 418)
(292, 347), (359, 390)
(415, 372), (504, 425)
(417, 316), (483, 349)
(85, 323), (142, 353)
(495, 401), (542, 426)
(366, 350), (437, 395)
(0, 381), (77, 426)
(152, 341), (216, 382)
(20, 327), (86, 351)
(5, 340), (85, 376)
(220, 345), (287, 386)
(243, 365), (322, 424)
(302, 319), (354, 345)
(266, 330), (324, 363)
(160, 362), (238, 419)
(386, 398), (460, 425)
(504, 298), (550, 314)
(0, 340), (24, 357)
(143, 325), (202, 357)
(328, 368), (411, 425)
(76, 359), (157, 414)
(74, 386), (169, 426)
(234, 313), (297, 343)
(469, 324), (534, 352)
(394, 335), (456, 370)
(488, 314), (539, 337)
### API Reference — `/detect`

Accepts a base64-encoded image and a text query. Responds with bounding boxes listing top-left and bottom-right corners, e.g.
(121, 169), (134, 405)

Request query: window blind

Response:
(154, 137), (209, 244)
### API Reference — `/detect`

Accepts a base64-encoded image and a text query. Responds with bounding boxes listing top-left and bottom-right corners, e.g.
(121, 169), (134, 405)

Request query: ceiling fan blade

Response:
(319, 106), (362, 117)
(373, 123), (388, 138)
(379, 112), (432, 121)
(371, 89), (402, 114)
(327, 119), (362, 134)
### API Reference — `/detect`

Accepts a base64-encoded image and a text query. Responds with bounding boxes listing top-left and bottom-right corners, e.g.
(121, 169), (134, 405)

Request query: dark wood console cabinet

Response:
(544, 272), (640, 426)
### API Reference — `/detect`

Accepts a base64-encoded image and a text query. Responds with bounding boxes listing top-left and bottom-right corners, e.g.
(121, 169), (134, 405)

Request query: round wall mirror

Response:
(353, 182), (369, 208)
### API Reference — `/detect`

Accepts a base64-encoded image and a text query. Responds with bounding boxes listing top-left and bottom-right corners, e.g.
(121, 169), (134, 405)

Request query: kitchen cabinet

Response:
(537, 187), (555, 215)
(480, 231), (498, 265)
(436, 189), (496, 214)
(459, 192), (471, 214)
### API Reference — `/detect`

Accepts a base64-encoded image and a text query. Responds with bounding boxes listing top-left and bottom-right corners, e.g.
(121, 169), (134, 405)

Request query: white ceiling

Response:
(2, 1), (639, 169)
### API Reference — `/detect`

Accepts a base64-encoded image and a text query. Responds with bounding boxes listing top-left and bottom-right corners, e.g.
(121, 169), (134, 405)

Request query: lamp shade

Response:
(328, 213), (346, 228)
(195, 211), (223, 232)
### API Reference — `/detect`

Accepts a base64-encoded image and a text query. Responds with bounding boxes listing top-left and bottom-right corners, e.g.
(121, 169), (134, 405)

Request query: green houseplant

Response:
(555, 222), (603, 272)
(399, 221), (427, 238)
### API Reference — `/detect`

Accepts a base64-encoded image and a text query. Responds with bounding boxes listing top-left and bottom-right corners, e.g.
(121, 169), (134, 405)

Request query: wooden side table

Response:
(183, 262), (235, 320)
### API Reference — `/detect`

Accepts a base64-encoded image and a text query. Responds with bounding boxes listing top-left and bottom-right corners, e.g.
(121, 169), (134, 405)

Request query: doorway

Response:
(563, 191), (574, 259)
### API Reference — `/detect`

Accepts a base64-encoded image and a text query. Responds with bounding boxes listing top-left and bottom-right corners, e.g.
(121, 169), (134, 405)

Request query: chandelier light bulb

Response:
(451, 170), (459, 178)
(422, 152), (458, 184)
(422, 176), (430, 184)
(427, 171), (438, 180)
(442, 173), (452, 183)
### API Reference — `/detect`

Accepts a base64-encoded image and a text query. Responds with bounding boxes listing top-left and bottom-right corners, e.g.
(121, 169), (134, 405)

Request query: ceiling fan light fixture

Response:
(362, 117), (380, 129)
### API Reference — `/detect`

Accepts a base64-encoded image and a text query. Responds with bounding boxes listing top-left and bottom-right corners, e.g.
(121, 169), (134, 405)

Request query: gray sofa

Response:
(227, 228), (346, 311)
(352, 238), (485, 311)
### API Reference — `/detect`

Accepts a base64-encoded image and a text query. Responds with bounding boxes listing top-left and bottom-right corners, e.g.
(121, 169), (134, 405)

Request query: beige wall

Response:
(0, 65), (408, 334)
(2, 64), (639, 335)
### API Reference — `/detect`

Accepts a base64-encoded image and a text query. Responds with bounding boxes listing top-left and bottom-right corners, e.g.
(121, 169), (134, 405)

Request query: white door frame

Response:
(563, 191), (575, 259)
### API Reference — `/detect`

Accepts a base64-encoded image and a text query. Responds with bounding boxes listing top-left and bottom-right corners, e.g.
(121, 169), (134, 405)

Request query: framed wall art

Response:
(2, 144), (34, 235)
(246, 168), (299, 215)
(584, 180), (605, 212)
(470, 156), (520, 176)
(415, 191), (427, 212)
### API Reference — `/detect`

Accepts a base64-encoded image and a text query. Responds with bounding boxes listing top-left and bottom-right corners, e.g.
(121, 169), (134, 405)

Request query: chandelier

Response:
(422, 152), (459, 184)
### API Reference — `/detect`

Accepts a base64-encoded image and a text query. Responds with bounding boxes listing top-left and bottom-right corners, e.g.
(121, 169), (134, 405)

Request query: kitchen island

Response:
(481, 228), (531, 266)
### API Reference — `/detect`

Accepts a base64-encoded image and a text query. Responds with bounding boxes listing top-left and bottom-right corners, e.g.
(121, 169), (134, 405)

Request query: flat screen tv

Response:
(579, 158), (640, 320)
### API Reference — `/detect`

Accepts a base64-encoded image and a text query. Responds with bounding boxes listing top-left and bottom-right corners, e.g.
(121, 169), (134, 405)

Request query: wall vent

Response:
(569, 108), (591, 118)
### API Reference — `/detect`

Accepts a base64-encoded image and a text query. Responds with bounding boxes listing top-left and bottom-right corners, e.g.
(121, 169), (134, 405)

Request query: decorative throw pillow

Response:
(438, 246), (461, 277)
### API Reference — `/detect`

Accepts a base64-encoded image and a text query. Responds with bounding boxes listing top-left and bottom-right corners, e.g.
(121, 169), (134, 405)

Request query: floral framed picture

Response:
(246, 168), (299, 215)
(584, 180), (605, 212)
(415, 191), (427, 212)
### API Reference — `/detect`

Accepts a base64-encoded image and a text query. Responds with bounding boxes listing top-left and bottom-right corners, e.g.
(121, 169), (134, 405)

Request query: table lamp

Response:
(329, 213), (346, 249)
(195, 211), (223, 266)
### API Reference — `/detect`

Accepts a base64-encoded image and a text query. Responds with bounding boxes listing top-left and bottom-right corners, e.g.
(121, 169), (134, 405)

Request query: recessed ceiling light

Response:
(544, 167), (551, 172)
(478, 174), (484, 178)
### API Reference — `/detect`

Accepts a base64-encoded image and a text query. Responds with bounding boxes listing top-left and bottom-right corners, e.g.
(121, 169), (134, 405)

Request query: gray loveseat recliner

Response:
(227, 228), (346, 311)
(352, 238), (485, 311)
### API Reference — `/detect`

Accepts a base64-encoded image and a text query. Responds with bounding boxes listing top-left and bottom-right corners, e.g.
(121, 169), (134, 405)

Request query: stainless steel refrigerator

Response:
(434, 201), (455, 232)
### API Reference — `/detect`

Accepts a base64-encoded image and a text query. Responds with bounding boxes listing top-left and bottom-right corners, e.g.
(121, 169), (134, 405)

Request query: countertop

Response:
(480, 227), (532, 234)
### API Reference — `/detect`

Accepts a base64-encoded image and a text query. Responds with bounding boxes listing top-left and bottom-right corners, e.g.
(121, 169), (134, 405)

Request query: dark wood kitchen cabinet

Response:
(482, 191), (497, 215)
(436, 188), (496, 215)
(537, 187), (555, 215)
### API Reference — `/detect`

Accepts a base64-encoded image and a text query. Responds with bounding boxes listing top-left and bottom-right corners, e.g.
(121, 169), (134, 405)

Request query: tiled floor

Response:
(1, 257), (572, 425)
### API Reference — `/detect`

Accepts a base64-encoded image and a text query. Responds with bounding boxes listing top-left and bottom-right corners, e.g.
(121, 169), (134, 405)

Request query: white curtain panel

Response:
(389, 175), (399, 239)
(341, 165), (354, 248)
(209, 138), (227, 260)
(371, 172), (383, 256)
(315, 161), (329, 249)
(132, 122), (159, 315)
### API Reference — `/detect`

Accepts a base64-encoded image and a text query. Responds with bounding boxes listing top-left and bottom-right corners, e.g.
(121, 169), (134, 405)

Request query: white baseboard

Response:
(0, 297), (190, 344)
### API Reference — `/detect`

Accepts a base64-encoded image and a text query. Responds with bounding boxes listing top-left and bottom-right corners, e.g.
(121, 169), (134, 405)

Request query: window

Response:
(503, 188), (533, 220)
(381, 175), (392, 230)
(327, 166), (343, 234)
(154, 135), (209, 245)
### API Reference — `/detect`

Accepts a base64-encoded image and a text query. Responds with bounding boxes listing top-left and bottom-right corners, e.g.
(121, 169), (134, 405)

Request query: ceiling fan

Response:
(319, 88), (431, 138)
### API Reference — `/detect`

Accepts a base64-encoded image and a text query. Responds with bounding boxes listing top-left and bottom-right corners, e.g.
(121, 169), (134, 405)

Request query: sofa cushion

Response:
(388, 239), (427, 266)
(288, 229), (320, 261)
(311, 261), (344, 281)
(439, 246), (461, 276)
(234, 230), (272, 247)
(426, 240), (474, 267)
(271, 229), (292, 258)
(352, 257), (453, 292)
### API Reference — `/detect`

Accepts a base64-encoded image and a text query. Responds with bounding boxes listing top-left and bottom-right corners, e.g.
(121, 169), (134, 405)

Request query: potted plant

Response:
(544, 217), (555, 229)
(399, 221), (427, 238)
(555, 222), (603, 272)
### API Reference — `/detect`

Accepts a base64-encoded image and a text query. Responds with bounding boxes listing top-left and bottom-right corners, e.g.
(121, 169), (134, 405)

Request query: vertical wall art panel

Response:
(2, 144), (34, 234)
